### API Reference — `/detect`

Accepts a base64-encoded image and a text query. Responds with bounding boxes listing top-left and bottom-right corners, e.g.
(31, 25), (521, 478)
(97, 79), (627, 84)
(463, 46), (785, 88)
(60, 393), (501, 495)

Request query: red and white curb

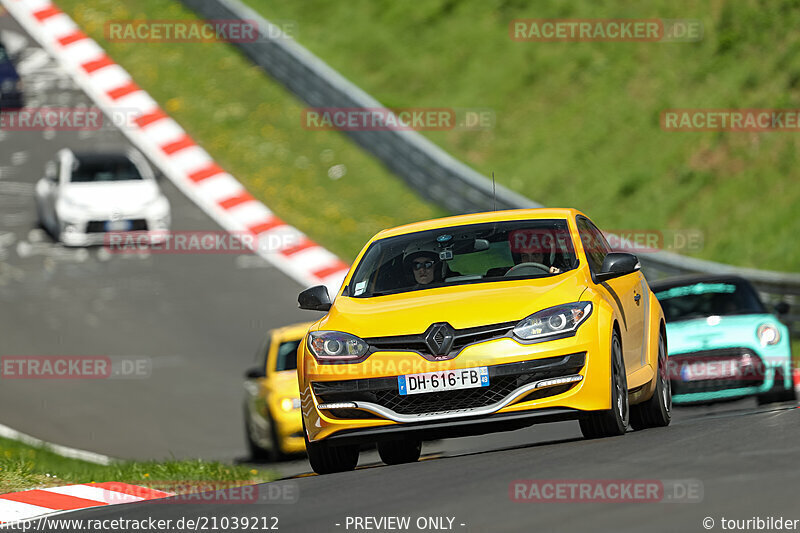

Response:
(1, 0), (350, 293)
(794, 368), (800, 393)
(0, 483), (172, 523)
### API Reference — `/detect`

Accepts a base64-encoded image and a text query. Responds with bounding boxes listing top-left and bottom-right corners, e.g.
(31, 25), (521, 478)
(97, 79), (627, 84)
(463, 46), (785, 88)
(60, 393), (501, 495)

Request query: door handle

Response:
(633, 293), (641, 304)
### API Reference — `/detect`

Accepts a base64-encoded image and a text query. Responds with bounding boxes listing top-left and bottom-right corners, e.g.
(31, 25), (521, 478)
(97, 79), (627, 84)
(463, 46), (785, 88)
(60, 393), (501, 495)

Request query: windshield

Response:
(655, 281), (766, 323)
(275, 340), (299, 372)
(70, 156), (143, 183)
(346, 219), (578, 298)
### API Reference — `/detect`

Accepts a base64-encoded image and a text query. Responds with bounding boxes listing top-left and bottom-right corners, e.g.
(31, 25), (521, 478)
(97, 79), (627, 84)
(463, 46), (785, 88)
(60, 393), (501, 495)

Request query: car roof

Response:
(373, 208), (588, 240)
(649, 274), (751, 292)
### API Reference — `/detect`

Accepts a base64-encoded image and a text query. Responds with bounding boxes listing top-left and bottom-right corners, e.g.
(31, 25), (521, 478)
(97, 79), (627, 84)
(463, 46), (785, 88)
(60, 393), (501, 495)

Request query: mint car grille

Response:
(669, 348), (765, 395)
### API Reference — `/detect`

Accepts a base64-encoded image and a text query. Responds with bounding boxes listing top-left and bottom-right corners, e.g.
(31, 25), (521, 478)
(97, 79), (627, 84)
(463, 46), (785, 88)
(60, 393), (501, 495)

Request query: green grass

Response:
(0, 437), (274, 495)
(239, 0), (800, 272)
(54, 0), (445, 261)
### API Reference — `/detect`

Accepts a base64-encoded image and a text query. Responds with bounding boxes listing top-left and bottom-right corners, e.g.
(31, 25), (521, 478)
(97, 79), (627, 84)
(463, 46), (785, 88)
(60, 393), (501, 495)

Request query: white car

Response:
(35, 149), (171, 246)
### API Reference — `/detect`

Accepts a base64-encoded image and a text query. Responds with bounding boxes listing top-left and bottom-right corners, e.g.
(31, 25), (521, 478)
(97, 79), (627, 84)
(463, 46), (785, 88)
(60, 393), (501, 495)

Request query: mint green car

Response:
(651, 275), (795, 405)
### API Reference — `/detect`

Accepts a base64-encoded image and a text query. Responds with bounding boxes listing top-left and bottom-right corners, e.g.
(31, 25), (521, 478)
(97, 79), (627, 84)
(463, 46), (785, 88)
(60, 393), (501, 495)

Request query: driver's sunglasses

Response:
(412, 260), (435, 271)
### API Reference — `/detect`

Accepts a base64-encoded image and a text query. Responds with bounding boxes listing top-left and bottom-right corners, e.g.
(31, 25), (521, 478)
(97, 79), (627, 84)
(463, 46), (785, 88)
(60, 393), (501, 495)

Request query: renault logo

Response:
(424, 323), (455, 356)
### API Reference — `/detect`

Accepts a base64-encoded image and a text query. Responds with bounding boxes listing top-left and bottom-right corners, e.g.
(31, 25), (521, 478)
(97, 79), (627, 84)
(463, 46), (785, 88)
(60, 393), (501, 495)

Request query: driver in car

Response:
(403, 245), (441, 286)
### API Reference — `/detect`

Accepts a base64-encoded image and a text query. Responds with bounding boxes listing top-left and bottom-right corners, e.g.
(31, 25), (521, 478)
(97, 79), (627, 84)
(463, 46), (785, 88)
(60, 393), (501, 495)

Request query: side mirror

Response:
(298, 285), (332, 312)
(245, 367), (266, 379)
(45, 161), (58, 182)
(473, 239), (490, 252)
(595, 252), (640, 282)
(775, 301), (790, 315)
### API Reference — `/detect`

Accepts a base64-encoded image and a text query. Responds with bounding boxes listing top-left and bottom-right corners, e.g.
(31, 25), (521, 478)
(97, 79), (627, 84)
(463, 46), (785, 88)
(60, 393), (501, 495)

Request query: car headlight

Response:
(308, 331), (369, 362)
(279, 398), (301, 412)
(513, 302), (593, 341)
(757, 324), (780, 346)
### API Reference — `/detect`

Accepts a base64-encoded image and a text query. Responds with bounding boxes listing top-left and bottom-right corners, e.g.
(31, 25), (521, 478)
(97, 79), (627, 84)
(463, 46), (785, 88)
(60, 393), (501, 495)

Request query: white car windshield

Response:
(70, 155), (144, 183)
(346, 219), (578, 298)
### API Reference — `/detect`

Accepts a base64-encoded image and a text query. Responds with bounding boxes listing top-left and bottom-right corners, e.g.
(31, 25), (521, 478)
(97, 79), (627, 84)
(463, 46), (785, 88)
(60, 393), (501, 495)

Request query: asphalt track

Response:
(39, 401), (800, 533)
(3, 9), (800, 533)
(0, 12), (315, 462)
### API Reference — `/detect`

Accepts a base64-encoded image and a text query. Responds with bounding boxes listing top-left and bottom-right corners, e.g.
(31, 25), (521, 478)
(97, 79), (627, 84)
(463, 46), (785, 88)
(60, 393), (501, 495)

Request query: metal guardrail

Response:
(180, 0), (800, 331)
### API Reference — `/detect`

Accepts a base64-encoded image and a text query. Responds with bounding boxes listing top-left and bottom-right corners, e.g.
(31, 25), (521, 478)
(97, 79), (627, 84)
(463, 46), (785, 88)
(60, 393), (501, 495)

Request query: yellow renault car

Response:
(297, 209), (670, 474)
(243, 322), (311, 461)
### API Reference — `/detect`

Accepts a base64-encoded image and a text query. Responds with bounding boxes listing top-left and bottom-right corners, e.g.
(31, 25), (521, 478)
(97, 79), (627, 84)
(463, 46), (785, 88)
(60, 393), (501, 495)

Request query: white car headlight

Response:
(513, 302), (593, 341)
(280, 398), (302, 412)
(757, 324), (780, 346)
(308, 331), (369, 362)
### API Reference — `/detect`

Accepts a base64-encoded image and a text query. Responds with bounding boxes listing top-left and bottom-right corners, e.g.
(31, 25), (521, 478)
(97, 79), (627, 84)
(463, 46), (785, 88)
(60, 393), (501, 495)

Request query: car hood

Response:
(60, 181), (161, 210)
(266, 370), (300, 397)
(319, 270), (588, 338)
(665, 314), (789, 355)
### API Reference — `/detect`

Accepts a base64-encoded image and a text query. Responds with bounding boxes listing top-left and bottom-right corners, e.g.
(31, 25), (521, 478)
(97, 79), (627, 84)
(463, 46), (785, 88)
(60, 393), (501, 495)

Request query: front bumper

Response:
(301, 324), (614, 443)
(669, 348), (793, 404)
(272, 409), (305, 455)
(60, 219), (169, 247)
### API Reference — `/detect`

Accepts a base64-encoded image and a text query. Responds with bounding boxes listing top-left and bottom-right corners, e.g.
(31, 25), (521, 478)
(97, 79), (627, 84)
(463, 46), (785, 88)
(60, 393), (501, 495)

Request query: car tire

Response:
(579, 329), (629, 439)
(303, 422), (359, 474)
(756, 368), (797, 405)
(630, 332), (672, 430)
(265, 412), (288, 463)
(244, 407), (270, 462)
(377, 439), (422, 465)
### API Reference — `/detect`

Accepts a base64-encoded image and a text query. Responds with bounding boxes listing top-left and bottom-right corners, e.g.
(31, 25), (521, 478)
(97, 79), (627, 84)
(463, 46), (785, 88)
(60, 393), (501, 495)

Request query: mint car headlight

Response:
(513, 302), (592, 341)
(757, 324), (780, 346)
(308, 331), (369, 362)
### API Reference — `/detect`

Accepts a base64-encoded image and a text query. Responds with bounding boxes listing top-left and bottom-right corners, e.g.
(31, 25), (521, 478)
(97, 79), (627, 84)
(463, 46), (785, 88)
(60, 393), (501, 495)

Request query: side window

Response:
(576, 217), (610, 273)
(275, 341), (300, 372)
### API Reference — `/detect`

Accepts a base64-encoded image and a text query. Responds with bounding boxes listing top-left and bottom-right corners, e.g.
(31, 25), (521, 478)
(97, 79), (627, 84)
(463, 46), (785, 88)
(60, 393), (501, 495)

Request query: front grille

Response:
(365, 321), (516, 359)
(86, 219), (148, 233)
(669, 348), (764, 395)
(314, 353), (584, 418)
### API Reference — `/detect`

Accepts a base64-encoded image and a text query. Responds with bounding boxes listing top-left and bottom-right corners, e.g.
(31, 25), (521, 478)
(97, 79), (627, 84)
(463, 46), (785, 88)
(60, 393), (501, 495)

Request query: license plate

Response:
(105, 220), (132, 231)
(398, 367), (489, 396)
(680, 360), (740, 381)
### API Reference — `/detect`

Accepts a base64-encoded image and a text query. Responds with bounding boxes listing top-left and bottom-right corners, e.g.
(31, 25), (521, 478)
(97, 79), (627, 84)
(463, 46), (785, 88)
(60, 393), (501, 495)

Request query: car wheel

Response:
(756, 368), (797, 405)
(377, 439), (422, 465)
(244, 407), (270, 462)
(579, 329), (629, 439)
(266, 413), (287, 463)
(630, 331), (672, 430)
(303, 422), (359, 474)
